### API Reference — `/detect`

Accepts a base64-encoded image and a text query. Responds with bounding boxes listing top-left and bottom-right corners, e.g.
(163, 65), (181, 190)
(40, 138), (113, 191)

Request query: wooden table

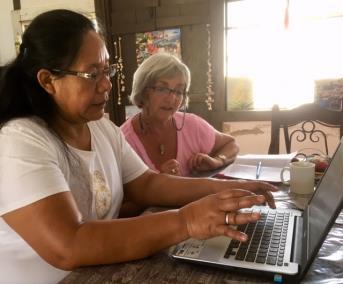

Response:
(60, 187), (343, 284)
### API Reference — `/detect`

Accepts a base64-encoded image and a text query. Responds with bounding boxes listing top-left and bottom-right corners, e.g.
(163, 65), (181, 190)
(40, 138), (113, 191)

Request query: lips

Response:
(94, 101), (107, 108)
(161, 107), (174, 111)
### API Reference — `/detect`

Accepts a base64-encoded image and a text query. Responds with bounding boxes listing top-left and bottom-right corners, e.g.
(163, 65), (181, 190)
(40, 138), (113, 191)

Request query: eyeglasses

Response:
(147, 86), (185, 97)
(51, 64), (116, 82)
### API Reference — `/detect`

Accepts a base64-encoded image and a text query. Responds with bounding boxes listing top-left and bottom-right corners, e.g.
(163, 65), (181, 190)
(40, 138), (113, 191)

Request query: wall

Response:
(0, 0), (16, 65)
(224, 121), (340, 156)
(20, 0), (95, 20)
(0, 0), (95, 66)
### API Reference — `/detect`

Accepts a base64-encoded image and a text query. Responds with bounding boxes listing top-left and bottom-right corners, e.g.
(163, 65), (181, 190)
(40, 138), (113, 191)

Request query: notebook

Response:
(170, 139), (343, 283)
(216, 153), (296, 182)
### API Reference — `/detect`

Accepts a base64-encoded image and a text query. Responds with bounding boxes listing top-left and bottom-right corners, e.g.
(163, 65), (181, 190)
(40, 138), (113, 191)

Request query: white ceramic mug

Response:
(280, 161), (315, 195)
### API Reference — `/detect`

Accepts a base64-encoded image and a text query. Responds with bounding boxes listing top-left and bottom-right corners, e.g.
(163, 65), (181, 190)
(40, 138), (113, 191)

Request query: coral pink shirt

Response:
(121, 112), (216, 176)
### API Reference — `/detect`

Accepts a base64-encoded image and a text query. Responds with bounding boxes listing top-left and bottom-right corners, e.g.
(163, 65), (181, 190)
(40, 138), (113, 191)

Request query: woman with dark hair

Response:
(0, 9), (276, 284)
(121, 53), (239, 177)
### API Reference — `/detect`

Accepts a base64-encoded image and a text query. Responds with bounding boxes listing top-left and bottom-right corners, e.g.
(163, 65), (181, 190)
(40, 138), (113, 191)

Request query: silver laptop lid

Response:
(299, 138), (343, 278)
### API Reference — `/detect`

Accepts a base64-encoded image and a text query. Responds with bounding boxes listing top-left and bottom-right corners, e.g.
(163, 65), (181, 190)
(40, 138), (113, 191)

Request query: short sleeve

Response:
(195, 115), (216, 152)
(175, 112), (216, 176)
(0, 120), (69, 215)
(181, 113), (216, 153)
(118, 129), (149, 184)
(95, 118), (149, 185)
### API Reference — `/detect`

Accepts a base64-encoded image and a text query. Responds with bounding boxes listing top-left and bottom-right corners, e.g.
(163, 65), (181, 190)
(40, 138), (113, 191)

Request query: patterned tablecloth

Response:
(60, 187), (343, 284)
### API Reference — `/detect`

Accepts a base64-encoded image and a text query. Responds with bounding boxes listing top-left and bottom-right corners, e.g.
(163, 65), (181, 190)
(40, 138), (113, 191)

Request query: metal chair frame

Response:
(268, 104), (343, 155)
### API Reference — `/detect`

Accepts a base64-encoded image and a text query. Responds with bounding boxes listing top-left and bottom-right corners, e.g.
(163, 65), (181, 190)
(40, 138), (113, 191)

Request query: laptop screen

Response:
(305, 140), (343, 268)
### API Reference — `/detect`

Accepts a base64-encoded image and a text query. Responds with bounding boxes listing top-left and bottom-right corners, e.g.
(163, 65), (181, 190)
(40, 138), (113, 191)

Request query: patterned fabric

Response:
(92, 170), (112, 218)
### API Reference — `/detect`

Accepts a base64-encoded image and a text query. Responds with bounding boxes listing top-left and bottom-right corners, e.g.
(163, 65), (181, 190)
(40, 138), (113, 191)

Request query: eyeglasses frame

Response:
(146, 85), (187, 98)
(50, 63), (117, 81)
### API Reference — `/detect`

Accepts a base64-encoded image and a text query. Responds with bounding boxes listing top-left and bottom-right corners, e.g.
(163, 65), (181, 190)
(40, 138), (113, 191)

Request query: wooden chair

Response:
(268, 103), (343, 155)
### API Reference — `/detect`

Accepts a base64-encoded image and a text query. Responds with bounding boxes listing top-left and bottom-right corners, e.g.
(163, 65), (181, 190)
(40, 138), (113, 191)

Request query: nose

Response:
(97, 75), (112, 93)
(164, 91), (176, 102)
(169, 90), (178, 96)
(165, 90), (182, 104)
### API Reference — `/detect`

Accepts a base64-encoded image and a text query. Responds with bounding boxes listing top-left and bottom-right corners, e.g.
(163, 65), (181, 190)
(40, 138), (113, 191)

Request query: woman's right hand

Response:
(179, 189), (266, 242)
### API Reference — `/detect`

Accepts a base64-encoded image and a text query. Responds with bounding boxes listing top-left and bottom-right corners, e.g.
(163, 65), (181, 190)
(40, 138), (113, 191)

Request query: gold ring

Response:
(225, 212), (229, 225)
(171, 168), (176, 174)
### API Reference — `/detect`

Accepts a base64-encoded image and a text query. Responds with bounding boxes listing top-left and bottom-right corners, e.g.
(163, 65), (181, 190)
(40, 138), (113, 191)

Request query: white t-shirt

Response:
(0, 117), (148, 284)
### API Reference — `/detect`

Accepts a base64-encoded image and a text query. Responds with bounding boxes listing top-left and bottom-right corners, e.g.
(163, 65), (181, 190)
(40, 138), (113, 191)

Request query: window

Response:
(225, 0), (343, 111)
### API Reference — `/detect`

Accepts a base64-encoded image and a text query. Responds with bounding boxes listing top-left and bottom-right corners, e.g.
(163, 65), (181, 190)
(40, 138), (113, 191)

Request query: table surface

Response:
(59, 187), (343, 284)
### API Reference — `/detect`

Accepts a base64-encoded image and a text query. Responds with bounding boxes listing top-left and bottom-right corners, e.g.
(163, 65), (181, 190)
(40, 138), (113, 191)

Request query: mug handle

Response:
(280, 167), (290, 185)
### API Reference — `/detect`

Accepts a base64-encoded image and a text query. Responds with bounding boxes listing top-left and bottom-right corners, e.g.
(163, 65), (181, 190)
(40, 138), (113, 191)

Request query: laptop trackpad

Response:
(199, 236), (231, 261)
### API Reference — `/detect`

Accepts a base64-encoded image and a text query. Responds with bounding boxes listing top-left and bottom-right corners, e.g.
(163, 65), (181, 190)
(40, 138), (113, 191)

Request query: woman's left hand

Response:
(189, 153), (223, 172)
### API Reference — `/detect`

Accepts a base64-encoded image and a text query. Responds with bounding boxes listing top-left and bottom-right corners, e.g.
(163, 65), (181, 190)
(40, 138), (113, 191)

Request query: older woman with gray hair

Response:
(121, 53), (239, 176)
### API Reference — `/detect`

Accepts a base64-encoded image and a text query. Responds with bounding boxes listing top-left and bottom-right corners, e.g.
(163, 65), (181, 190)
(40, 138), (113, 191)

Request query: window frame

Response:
(208, 0), (273, 129)
(216, 0), (343, 128)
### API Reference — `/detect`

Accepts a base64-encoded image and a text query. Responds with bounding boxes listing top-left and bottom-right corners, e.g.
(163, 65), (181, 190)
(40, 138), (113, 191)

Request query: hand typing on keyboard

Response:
(179, 189), (267, 242)
(226, 180), (278, 209)
(224, 209), (290, 267)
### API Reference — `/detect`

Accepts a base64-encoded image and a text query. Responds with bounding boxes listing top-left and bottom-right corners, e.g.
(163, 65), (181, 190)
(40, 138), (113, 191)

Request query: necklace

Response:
(159, 144), (165, 155)
(138, 113), (166, 155)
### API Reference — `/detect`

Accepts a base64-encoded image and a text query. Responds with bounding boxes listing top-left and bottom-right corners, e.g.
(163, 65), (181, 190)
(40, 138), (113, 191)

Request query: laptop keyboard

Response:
(224, 210), (290, 266)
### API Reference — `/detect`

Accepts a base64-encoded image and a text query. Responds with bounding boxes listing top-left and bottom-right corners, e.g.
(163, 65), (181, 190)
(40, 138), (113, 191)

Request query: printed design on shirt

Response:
(92, 170), (112, 219)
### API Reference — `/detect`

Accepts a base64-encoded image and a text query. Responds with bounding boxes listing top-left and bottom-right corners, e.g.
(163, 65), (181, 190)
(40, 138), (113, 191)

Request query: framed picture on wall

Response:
(135, 28), (181, 65)
(315, 78), (343, 111)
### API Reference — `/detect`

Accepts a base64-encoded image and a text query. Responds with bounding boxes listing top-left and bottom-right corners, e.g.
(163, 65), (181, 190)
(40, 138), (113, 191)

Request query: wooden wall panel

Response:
(111, 0), (158, 10)
(112, 10), (136, 24)
(110, 0), (209, 34)
(135, 8), (154, 23)
(156, 16), (209, 28)
(160, 0), (206, 5)
(97, 0), (214, 125)
(111, 9), (155, 34)
(180, 2), (208, 17)
(156, 5), (180, 18)
(156, 2), (209, 27)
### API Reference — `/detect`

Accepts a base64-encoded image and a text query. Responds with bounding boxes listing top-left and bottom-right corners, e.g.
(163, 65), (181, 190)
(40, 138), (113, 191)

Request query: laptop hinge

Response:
(291, 215), (303, 264)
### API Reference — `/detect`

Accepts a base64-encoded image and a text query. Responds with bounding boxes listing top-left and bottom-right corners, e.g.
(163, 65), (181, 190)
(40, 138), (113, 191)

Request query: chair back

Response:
(268, 103), (343, 155)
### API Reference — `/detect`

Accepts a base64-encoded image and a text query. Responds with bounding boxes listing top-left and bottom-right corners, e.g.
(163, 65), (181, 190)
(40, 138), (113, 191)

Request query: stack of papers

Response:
(218, 153), (297, 183)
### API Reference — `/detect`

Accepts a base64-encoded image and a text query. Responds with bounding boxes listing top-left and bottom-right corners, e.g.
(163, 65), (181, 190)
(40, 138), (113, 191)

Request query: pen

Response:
(256, 161), (262, 179)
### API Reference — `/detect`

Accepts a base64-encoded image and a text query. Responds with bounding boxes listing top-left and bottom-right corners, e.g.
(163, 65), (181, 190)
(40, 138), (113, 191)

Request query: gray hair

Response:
(130, 53), (191, 108)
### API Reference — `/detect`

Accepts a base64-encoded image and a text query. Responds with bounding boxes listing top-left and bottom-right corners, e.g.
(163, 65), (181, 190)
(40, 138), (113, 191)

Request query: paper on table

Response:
(218, 152), (297, 182)
(234, 153), (297, 168)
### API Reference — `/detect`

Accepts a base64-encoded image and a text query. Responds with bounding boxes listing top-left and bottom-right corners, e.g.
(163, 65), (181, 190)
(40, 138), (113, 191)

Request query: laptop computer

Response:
(170, 139), (343, 283)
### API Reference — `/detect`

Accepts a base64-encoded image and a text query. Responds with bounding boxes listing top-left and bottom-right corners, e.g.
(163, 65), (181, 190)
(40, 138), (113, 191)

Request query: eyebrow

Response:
(155, 81), (186, 88)
(87, 61), (110, 69)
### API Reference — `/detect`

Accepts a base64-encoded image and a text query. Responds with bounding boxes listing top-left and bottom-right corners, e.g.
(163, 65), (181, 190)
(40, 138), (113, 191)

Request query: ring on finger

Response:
(171, 168), (176, 174)
(225, 212), (229, 225)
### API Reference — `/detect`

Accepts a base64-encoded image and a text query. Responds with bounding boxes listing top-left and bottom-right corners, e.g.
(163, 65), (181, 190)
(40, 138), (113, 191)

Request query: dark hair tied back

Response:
(0, 9), (97, 128)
